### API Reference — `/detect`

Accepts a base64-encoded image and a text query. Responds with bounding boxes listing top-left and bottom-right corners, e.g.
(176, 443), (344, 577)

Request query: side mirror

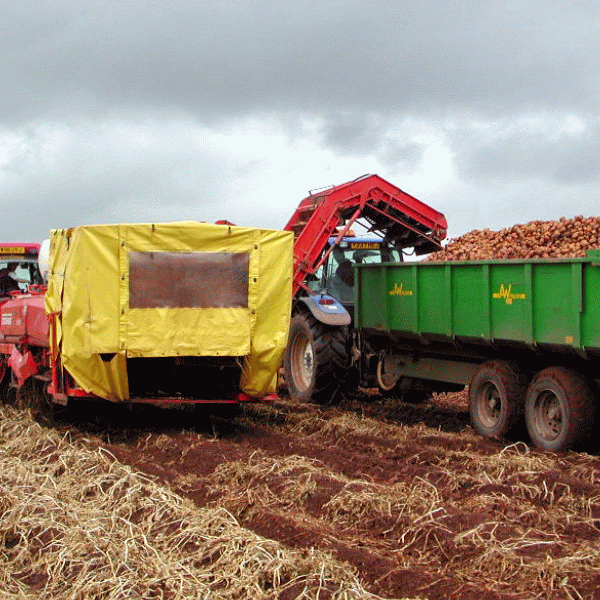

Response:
(38, 239), (50, 282)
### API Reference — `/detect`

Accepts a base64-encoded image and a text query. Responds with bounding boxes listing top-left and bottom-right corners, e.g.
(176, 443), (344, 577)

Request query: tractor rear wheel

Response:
(283, 312), (348, 404)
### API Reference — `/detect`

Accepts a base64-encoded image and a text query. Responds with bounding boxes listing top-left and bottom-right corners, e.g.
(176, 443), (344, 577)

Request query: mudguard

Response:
(296, 294), (351, 326)
(8, 346), (39, 386)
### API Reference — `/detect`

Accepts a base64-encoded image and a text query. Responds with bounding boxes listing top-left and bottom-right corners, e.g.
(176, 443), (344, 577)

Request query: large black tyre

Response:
(283, 312), (349, 404)
(469, 361), (528, 440)
(525, 367), (595, 452)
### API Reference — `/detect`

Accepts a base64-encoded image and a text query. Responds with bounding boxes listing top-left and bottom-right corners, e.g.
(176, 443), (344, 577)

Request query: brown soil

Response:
(48, 391), (600, 600)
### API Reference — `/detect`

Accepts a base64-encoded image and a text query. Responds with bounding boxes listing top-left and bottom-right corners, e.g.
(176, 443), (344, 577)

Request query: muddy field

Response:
(4, 390), (598, 600)
(4, 219), (600, 598)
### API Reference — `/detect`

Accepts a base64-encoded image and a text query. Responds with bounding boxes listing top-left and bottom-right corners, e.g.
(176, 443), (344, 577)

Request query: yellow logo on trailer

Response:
(493, 283), (527, 305)
(389, 282), (413, 297)
(0, 247), (25, 254)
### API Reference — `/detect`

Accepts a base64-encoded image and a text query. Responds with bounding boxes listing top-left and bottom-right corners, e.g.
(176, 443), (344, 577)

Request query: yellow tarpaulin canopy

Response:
(45, 221), (293, 401)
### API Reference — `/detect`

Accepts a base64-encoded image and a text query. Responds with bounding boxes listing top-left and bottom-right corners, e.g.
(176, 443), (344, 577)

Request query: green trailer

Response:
(354, 250), (600, 452)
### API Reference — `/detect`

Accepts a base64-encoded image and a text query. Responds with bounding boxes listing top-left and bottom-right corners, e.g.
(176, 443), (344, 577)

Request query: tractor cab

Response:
(0, 244), (43, 299)
(306, 237), (403, 305)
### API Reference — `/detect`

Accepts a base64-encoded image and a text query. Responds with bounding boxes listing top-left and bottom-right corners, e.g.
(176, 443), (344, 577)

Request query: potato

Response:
(426, 216), (600, 262)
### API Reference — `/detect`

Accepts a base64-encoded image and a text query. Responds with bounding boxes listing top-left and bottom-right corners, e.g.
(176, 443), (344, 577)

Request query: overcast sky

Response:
(1, 0), (598, 245)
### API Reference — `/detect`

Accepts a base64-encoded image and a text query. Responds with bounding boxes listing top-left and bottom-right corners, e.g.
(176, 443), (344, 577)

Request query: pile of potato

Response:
(426, 215), (600, 261)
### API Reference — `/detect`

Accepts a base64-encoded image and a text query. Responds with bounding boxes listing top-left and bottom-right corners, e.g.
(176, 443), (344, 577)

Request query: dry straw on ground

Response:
(241, 399), (459, 450)
(222, 400), (600, 599)
(0, 405), (408, 600)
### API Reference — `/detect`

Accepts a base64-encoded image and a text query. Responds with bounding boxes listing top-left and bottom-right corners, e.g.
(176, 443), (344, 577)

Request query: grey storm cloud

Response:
(0, 119), (230, 233)
(2, 0), (598, 123)
(319, 113), (428, 172)
(455, 119), (600, 183)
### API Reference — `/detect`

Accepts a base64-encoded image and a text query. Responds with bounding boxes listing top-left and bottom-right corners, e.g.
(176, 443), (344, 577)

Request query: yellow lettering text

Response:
(492, 283), (527, 305)
(389, 282), (413, 297)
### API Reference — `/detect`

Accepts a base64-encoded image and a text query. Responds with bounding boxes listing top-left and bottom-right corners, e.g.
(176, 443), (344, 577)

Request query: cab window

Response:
(324, 242), (402, 304)
(0, 258), (42, 294)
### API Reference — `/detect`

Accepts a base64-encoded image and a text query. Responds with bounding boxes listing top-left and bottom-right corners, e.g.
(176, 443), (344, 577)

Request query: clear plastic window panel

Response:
(129, 251), (249, 309)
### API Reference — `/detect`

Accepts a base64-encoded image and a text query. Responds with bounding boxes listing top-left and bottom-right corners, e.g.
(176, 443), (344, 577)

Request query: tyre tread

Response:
(525, 366), (595, 452)
(284, 312), (348, 404)
(469, 360), (527, 439)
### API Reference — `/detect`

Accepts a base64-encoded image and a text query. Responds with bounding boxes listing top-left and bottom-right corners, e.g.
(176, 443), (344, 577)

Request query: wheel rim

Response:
(476, 382), (502, 428)
(290, 332), (314, 392)
(376, 357), (400, 391)
(532, 390), (562, 441)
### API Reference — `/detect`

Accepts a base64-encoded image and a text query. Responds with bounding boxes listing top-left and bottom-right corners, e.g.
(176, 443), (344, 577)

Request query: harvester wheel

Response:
(469, 361), (528, 440)
(15, 377), (52, 418)
(284, 312), (348, 404)
(5, 387), (16, 406)
(0, 364), (8, 404)
(525, 367), (595, 452)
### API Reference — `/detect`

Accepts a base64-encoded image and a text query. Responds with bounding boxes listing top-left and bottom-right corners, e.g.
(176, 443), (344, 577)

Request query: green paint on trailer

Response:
(354, 250), (600, 352)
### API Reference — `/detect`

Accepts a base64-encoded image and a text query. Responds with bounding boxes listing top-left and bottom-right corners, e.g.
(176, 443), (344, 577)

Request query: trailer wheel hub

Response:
(535, 391), (562, 440)
(478, 382), (501, 428)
